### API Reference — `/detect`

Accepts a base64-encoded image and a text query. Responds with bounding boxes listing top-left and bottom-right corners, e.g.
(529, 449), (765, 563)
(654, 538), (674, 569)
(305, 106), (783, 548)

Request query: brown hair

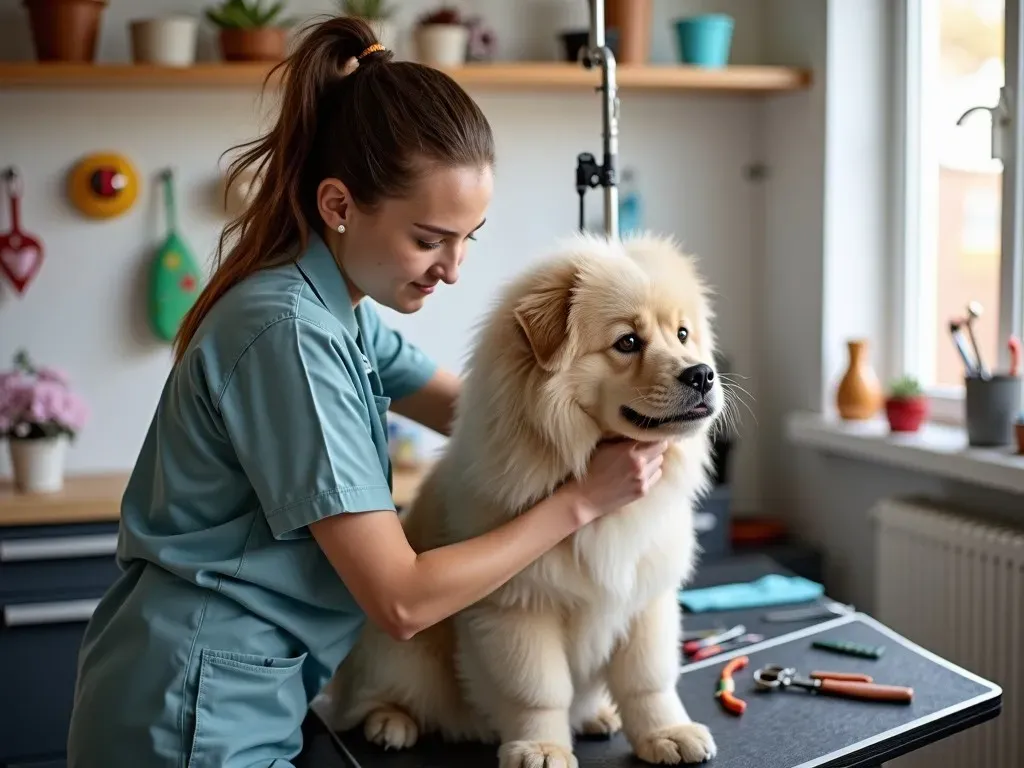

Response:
(172, 15), (495, 361)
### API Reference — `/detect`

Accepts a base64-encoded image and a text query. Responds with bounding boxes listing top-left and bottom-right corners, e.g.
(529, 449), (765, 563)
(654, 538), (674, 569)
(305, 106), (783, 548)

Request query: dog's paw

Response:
(580, 704), (622, 736)
(634, 723), (717, 765)
(364, 706), (419, 750)
(498, 740), (578, 768)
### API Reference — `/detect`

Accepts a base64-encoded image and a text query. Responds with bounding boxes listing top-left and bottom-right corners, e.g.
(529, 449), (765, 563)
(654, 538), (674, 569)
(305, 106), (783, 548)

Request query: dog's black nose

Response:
(679, 364), (714, 395)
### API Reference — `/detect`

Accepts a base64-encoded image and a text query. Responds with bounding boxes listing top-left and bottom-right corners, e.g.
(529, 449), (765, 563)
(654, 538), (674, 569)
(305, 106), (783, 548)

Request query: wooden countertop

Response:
(0, 465), (429, 527)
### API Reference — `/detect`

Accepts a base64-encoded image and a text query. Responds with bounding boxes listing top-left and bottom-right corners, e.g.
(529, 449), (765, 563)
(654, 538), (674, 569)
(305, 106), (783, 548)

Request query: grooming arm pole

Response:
(575, 0), (620, 238)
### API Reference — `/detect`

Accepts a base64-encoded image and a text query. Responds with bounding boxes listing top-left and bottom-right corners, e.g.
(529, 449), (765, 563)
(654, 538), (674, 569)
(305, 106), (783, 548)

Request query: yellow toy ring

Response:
(67, 152), (140, 219)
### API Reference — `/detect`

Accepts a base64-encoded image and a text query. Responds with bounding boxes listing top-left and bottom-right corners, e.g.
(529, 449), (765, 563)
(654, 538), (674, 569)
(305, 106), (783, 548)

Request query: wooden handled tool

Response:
(754, 664), (913, 704)
(815, 677), (914, 702)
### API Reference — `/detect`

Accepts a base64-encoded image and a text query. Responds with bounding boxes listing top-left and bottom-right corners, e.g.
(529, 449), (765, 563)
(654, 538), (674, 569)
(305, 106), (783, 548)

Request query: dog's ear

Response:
(513, 261), (578, 371)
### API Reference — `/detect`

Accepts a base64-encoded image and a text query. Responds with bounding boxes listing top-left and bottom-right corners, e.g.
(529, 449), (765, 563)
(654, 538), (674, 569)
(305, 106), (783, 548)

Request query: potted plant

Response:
(414, 7), (469, 67)
(23, 0), (107, 62)
(129, 15), (200, 67)
(885, 374), (928, 433)
(205, 0), (296, 62)
(339, 0), (396, 53)
(0, 350), (90, 494)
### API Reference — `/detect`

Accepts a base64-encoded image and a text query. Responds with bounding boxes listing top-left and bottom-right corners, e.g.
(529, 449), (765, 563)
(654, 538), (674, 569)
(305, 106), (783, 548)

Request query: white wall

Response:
(0, 0), (777, 515)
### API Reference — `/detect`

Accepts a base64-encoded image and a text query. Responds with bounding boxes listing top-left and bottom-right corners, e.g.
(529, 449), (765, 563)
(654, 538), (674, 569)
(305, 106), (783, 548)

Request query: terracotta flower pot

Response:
(885, 396), (928, 433)
(836, 339), (883, 420)
(605, 0), (652, 64)
(1015, 422), (1024, 454)
(24, 0), (107, 62)
(218, 27), (288, 62)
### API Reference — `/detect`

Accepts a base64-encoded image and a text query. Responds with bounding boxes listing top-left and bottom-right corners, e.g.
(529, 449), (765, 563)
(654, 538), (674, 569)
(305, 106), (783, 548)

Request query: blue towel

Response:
(678, 574), (825, 613)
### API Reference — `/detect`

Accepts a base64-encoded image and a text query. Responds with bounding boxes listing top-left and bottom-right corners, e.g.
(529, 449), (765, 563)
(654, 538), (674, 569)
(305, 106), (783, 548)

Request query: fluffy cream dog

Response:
(324, 232), (725, 767)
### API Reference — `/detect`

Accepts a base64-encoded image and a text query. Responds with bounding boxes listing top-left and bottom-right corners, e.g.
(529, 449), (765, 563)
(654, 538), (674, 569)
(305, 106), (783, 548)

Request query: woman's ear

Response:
(317, 177), (352, 231)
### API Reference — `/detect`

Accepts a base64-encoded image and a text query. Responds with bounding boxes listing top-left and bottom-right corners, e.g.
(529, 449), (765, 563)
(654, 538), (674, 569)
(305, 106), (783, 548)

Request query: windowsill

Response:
(785, 411), (1024, 495)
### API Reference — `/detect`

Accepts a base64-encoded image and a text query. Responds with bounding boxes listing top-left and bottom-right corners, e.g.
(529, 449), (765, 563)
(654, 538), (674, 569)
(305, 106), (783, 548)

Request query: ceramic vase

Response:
(414, 24), (469, 66)
(129, 16), (198, 66)
(9, 435), (67, 494)
(836, 339), (883, 420)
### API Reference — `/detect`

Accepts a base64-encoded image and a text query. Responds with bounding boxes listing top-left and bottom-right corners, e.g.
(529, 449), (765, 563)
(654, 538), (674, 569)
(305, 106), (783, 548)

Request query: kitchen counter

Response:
(0, 465), (430, 527)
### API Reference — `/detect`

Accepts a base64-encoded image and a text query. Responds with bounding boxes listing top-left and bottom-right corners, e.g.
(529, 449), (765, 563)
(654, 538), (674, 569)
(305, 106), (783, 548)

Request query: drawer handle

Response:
(0, 533), (118, 562)
(3, 597), (101, 627)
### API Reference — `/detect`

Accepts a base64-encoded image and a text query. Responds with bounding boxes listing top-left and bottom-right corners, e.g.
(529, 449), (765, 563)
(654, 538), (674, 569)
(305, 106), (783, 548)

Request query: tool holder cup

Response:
(964, 374), (1022, 447)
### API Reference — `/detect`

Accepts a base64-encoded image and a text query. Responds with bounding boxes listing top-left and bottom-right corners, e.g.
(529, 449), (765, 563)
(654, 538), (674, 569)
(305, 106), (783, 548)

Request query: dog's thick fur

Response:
(323, 232), (724, 767)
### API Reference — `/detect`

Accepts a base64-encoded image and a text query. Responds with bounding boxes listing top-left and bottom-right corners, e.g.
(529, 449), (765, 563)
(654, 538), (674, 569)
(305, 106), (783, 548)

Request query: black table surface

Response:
(298, 556), (1002, 768)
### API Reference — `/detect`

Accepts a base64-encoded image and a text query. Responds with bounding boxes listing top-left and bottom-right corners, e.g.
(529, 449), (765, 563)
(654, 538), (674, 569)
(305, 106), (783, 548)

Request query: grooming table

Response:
(296, 560), (1002, 768)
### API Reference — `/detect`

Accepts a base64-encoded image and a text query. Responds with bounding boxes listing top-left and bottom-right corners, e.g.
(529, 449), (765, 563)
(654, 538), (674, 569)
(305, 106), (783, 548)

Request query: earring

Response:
(336, 223), (346, 234)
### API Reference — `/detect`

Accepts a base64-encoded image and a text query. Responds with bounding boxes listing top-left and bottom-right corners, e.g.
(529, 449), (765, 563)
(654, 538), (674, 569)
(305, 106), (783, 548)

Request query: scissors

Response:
(753, 665), (913, 703)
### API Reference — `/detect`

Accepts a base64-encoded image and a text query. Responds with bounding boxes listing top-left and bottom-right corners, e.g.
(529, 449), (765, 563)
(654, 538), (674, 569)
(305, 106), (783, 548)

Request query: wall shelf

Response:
(0, 61), (812, 93)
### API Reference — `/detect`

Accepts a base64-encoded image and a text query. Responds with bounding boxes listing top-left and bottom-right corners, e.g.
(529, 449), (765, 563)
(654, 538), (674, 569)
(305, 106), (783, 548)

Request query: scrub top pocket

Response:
(187, 649), (309, 768)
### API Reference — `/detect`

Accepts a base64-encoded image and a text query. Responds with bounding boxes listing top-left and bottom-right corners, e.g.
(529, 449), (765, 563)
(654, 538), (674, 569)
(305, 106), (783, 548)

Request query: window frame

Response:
(891, 0), (1024, 425)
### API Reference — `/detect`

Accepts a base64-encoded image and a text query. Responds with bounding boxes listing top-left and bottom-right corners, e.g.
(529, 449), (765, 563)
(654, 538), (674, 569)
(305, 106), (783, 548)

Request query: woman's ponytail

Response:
(172, 15), (493, 363)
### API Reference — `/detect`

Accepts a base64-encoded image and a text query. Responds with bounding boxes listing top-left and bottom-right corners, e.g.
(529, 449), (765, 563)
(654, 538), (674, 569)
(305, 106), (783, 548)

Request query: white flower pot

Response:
(368, 18), (398, 54)
(129, 16), (198, 67)
(9, 436), (68, 494)
(414, 24), (469, 67)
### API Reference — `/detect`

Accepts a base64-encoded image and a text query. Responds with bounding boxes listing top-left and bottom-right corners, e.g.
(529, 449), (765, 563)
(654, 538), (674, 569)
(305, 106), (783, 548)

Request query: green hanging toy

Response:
(149, 169), (202, 342)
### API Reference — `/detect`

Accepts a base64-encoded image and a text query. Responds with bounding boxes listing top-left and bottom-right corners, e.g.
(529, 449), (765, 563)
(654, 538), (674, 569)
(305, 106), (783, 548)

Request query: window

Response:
(896, 0), (1024, 416)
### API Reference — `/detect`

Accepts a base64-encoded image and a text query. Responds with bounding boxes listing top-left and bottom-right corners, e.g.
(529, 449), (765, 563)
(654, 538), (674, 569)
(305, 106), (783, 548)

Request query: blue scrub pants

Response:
(67, 562), (324, 768)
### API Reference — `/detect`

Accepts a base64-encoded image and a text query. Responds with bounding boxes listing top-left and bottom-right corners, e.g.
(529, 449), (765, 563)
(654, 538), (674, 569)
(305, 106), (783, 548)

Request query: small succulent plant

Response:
(205, 0), (295, 29)
(339, 0), (392, 20)
(888, 374), (924, 400)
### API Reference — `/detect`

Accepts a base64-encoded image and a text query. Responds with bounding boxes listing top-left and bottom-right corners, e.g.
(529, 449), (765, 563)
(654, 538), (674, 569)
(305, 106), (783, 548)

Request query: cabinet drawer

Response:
(0, 524), (121, 597)
(0, 592), (100, 763)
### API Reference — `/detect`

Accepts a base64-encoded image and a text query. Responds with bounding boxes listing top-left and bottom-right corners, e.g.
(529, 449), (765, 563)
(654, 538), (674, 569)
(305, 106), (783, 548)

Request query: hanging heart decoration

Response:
(0, 168), (44, 295)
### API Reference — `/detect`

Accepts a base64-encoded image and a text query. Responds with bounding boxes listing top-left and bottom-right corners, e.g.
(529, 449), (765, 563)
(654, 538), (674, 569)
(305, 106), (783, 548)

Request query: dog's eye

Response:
(614, 334), (641, 354)
(678, 327), (689, 344)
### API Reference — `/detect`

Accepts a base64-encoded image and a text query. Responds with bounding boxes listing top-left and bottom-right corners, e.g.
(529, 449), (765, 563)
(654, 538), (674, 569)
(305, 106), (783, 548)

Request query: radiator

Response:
(872, 497), (1023, 768)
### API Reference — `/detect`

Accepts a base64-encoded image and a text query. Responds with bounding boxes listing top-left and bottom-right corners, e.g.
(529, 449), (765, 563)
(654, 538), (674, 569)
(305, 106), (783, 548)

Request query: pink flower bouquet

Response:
(0, 350), (90, 441)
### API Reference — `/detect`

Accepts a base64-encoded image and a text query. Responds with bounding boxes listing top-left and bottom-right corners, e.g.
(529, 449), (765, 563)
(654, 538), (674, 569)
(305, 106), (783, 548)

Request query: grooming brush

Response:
(949, 318), (977, 376)
(965, 301), (988, 378)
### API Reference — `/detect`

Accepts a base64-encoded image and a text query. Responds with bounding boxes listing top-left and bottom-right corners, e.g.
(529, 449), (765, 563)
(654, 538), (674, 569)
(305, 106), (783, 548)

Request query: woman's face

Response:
(320, 163), (493, 313)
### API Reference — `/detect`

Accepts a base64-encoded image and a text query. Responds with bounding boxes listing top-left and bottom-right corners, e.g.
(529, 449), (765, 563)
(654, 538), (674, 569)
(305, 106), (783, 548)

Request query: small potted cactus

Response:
(885, 374), (928, 433)
(414, 6), (469, 67)
(205, 0), (296, 62)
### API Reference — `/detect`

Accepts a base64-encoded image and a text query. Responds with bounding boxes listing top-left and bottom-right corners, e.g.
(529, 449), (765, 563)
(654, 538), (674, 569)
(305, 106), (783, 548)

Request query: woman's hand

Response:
(563, 440), (669, 524)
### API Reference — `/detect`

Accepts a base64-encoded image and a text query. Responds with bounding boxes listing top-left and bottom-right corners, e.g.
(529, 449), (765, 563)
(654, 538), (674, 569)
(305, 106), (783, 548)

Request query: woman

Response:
(67, 16), (667, 768)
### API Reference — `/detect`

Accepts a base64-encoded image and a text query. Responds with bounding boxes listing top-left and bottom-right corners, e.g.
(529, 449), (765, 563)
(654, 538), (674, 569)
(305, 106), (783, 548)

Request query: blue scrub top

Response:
(69, 231), (437, 766)
(125, 229), (435, 662)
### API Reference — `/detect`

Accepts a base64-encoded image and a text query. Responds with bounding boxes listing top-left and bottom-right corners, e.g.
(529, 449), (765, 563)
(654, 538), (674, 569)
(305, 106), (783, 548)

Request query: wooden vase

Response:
(604, 0), (652, 64)
(836, 339), (883, 420)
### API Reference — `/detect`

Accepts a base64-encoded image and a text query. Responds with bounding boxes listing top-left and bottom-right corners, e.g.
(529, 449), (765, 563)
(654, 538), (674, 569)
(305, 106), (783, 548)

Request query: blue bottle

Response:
(618, 168), (643, 237)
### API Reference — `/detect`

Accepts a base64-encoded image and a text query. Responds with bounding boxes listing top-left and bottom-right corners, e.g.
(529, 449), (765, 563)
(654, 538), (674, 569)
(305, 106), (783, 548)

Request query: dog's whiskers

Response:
(720, 379), (756, 405)
(718, 386), (757, 432)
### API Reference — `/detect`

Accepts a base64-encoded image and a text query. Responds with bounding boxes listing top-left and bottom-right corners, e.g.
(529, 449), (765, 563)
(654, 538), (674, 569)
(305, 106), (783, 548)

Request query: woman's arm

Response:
(310, 483), (589, 641)
(390, 368), (461, 436)
(309, 439), (667, 641)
